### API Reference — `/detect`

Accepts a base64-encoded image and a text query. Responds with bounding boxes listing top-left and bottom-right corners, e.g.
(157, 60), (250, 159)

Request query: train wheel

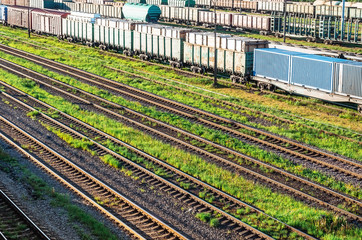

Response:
(257, 82), (265, 91)
(358, 105), (362, 114)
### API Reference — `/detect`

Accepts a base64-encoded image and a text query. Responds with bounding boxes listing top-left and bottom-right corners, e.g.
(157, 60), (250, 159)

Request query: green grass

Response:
(1, 69), (361, 239)
(1, 50), (360, 200)
(0, 28), (360, 163)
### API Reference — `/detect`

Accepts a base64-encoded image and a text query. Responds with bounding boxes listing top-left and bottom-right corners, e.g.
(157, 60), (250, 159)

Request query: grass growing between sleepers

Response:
(0, 50), (360, 200)
(0, 25), (360, 135)
(0, 69), (361, 239)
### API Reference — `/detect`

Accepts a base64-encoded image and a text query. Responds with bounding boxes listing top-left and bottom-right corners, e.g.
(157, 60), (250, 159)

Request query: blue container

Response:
(0, 5), (7, 23)
(253, 48), (304, 83)
(290, 55), (349, 92)
(334, 61), (362, 98)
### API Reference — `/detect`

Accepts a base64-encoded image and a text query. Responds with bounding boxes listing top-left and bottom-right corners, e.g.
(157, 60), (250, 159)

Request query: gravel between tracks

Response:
(0, 94), (240, 239)
(0, 122), (131, 239)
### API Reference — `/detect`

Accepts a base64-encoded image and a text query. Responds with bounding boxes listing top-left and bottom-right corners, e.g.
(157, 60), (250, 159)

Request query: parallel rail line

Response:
(0, 60), (361, 223)
(0, 69), (315, 240)
(106, 65), (362, 145)
(1, 45), (360, 181)
(0, 187), (51, 240)
(0, 33), (357, 116)
(0, 115), (188, 240)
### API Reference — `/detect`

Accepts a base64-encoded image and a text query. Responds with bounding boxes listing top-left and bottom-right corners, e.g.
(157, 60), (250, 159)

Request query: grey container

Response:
(62, 18), (94, 42)
(253, 48), (303, 83)
(334, 62), (362, 98)
(133, 31), (184, 62)
(290, 55), (349, 92)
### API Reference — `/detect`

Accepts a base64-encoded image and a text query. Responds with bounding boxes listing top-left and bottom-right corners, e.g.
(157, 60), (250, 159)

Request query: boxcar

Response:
(7, 6), (32, 28)
(32, 9), (69, 36)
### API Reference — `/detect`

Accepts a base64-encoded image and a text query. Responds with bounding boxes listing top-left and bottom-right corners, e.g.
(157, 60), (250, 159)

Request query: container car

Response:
(253, 48), (362, 111)
(31, 8), (69, 35)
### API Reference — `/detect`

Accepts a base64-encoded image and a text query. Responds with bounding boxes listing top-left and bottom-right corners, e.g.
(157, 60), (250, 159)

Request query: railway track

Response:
(0, 119), (189, 240)
(5, 33), (361, 141)
(0, 66), (313, 240)
(1, 45), (360, 182)
(0, 32), (357, 116)
(0, 186), (51, 240)
(0, 58), (361, 225)
(106, 65), (362, 145)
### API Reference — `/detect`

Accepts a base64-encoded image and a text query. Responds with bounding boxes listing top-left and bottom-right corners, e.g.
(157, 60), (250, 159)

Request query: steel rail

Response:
(0, 79), (322, 239)
(0, 47), (359, 180)
(0, 64), (360, 223)
(106, 66), (362, 145)
(1, 80), (294, 239)
(0, 32), (358, 116)
(0, 188), (51, 240)
(0, 115), (187, 240)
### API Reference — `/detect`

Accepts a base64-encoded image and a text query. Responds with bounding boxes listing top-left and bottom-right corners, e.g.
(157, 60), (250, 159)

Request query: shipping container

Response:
(0, 5), (7, 23)
(7, 6), (32, 28)
(290, 54), (349, 92)
(253, 48), (305, 83)
(32, 9), (69, 36)
(334, 61), (362, 98)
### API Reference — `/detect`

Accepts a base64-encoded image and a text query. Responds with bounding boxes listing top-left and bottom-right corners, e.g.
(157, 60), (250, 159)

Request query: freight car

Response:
(253, 48), (362, 112)
(0, 5), (7, 24)
(1, 5), (361, 112)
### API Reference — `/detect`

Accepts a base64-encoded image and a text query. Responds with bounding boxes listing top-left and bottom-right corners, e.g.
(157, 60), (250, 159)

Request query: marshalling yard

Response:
(0, 0), (361, 239)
